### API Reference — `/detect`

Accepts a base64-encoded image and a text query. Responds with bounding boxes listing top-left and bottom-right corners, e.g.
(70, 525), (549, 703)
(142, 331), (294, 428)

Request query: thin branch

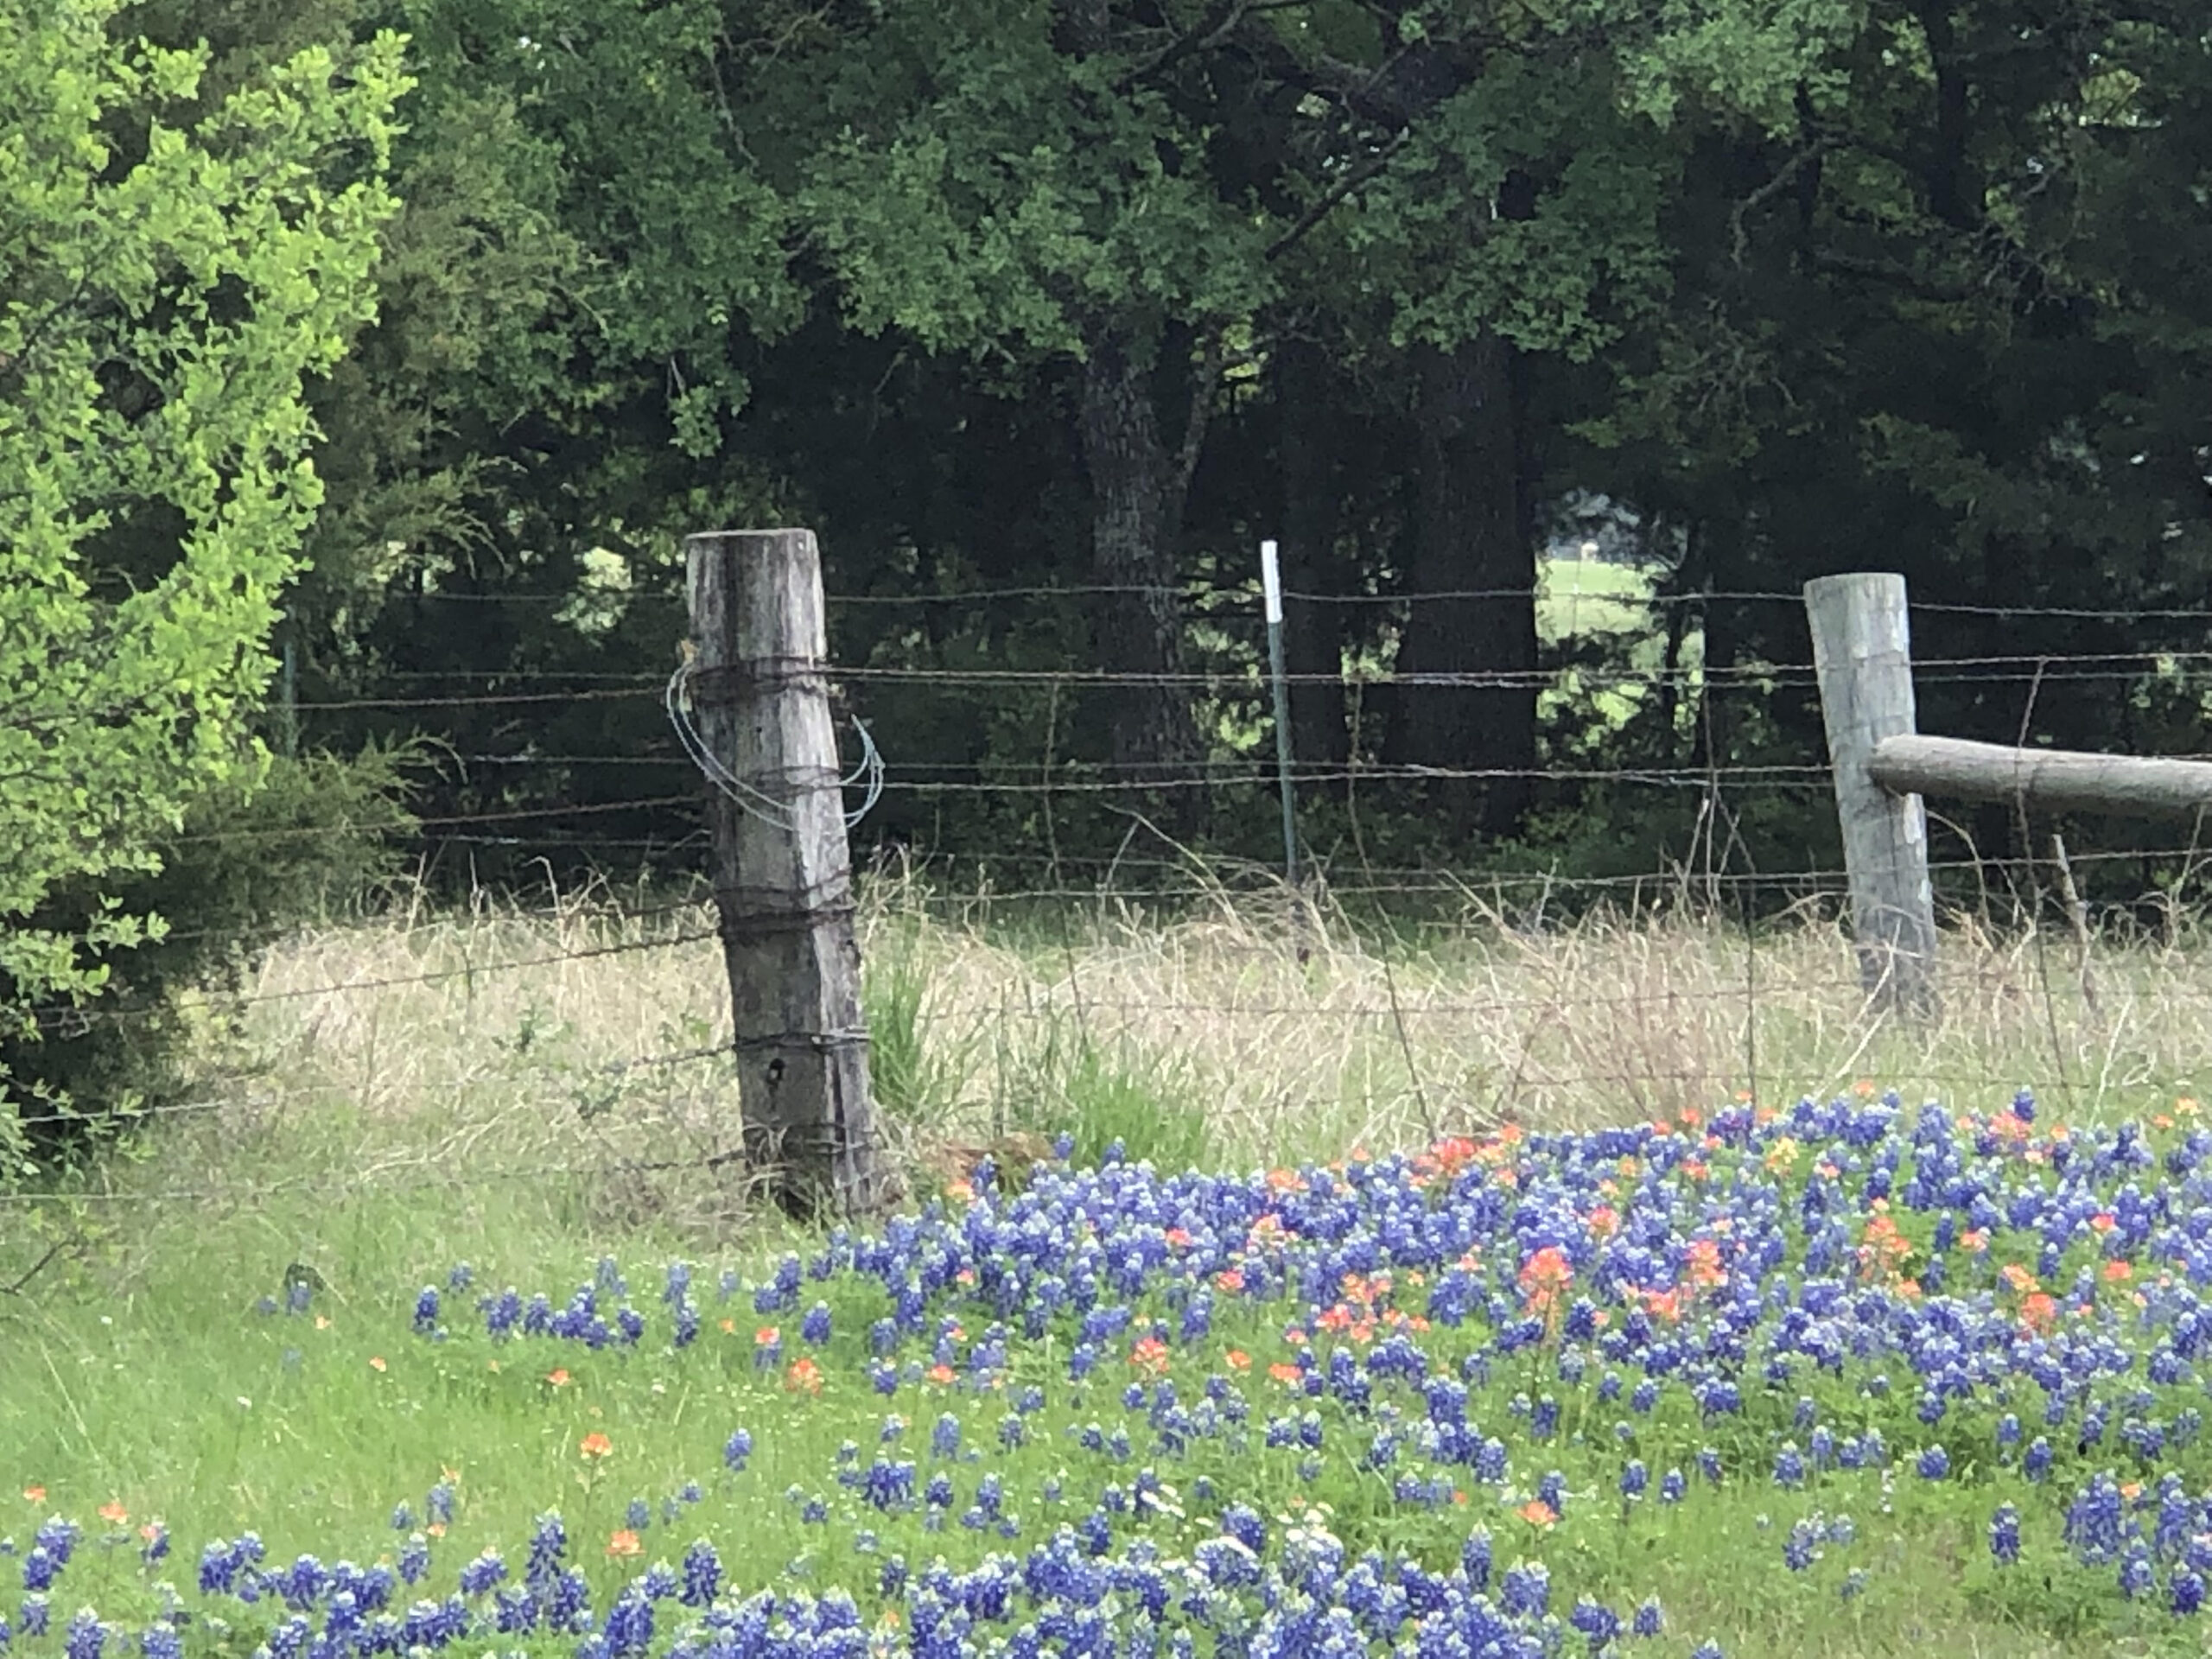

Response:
(1115, 0), (1254, 91)
(1265, 131), (1408, 260)
(1, 1239), (69, 1298)
(1169, 321), (1228, 510)
(1730, 141), (1827, 267)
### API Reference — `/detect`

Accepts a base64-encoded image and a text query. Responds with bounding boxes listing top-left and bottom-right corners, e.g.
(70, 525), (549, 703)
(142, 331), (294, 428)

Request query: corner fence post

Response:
(1804, 571), (1939, 1019)
(685, 527), (884, 1219)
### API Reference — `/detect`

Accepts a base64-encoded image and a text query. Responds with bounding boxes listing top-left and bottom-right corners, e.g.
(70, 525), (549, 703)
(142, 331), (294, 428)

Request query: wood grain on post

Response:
(1869, 734), (2212, 817)
(687, 528), (884, 1220)
(1804, 573), (1939, 1017)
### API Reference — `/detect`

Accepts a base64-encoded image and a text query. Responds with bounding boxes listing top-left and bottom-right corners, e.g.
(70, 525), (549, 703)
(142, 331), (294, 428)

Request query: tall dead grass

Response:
(143, 867), (2212, 1224)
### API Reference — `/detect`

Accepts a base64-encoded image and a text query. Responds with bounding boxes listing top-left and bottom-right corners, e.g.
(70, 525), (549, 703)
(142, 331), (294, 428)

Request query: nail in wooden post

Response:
(1804, 572), (1938, 1018)
(687, 528), (884, 1218)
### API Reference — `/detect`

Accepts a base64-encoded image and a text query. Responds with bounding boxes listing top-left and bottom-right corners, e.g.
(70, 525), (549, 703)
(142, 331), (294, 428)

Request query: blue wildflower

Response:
(1990, 1504), (2021, 1566)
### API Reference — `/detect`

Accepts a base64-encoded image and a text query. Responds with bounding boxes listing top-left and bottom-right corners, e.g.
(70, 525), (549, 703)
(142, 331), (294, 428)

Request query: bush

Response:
(1, 746), (416, 1173)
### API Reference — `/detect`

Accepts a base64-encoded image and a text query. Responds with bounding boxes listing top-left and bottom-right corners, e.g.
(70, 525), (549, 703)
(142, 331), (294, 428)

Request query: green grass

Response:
(1536, 556), (1659, 644)
(10, 893), (2212, 1655)
(2, 1140), (2202, 1658)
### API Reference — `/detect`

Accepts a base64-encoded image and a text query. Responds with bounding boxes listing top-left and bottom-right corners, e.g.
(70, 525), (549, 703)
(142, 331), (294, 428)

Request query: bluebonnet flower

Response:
(426, 1483), (454, 1527)
(1773, 1444), (1807, 1488)
(2174, 1567), (2207, 1616)
(21, 1596), (49, 1638)
(1632, 1598), (1664, 1637)
(62, 1610), (102, 1659)
(397, 1534), (429, 1585)
(1916, 1446), (1950, 1481)
(1620, 1460), (1649, 1499)
(802, 1302), (833, 1346)
(1990, 1504), (2021, 1565)
(1537, 1470), (1568, 1516)
(724, 1429), (753, 1471)
(1461, 1528), (1492, 1592)
(1784, 1519), (1821, 1571)
(1501, 1562), (1549, 1618)
(140, 1623), (181, 1659)
(1475, 1438), (1509, 1484)
(1659, 1469), (1686, 1504)
(454, 1546), (505, 1599)
(475, 1285), (519, 1340)
(275, 1554), (327, 1610)
(493, 1587), (538, 1636)
(524, 1514), (566, 1590)
(1569, 1598), (1620, 1652)
(602, 1590), (653, 1657)
(412, 1287), (440, 1336)
(546, 1567), (591, 1632)
(2065, 1474), (2128, 1564)
(625, 1498), (650, 1532)
(30, 1524), (74, 1570)
(931, 1413), (963, 1459)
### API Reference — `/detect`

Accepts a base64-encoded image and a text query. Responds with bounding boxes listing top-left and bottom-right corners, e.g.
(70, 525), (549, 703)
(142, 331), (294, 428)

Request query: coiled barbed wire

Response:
(664, 658), (883, 830)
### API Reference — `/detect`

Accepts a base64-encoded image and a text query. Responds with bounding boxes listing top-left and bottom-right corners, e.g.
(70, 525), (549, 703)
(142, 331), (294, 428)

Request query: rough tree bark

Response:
(1077, 328), (1208, 830)
(1387, 333), (1537, 836)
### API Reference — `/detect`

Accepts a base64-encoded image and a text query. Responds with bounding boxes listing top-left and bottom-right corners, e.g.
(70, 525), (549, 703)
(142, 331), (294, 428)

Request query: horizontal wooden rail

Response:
(1869, 734), (2212, 817)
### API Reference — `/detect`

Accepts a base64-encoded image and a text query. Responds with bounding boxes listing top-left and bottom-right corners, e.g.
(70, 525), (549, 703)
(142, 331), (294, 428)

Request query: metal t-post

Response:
(1261, 539), (1300, 891)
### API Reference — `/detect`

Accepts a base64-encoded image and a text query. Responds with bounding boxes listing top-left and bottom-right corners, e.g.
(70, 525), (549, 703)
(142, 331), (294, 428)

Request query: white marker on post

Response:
(1260, 537), (1284, 626)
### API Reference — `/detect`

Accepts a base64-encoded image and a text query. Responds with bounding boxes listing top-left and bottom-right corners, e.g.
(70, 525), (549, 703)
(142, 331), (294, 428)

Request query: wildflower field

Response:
(16, 1082), (2212, 1658)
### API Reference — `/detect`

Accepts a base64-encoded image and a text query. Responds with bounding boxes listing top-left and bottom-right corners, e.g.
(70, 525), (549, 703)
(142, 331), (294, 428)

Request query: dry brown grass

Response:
(864, 874), (2212, 1162)
(142, 866), (2212, 1223)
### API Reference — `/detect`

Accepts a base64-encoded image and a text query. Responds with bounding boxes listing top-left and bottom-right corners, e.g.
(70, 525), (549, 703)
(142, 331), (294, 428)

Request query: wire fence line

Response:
(361, 578), (2212, 624)
(264, 657), (2212, 706)
(17, 591), (2212, 1222)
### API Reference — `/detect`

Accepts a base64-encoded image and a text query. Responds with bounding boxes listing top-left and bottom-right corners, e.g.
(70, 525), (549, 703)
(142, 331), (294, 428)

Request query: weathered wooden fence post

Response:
(685, 528), (884, 1219)
(1804, 572), (1939, 1017)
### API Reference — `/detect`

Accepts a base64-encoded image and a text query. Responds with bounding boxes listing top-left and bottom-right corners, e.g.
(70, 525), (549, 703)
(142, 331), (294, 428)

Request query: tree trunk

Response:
(1077, 330), (1205, 829)
(1277, 333), (1349, 773)
(1387, 333), (1536, 836)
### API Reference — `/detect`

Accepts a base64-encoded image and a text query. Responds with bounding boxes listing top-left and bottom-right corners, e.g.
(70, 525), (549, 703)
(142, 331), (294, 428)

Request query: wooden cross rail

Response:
(1806, 571), (2212, 1020)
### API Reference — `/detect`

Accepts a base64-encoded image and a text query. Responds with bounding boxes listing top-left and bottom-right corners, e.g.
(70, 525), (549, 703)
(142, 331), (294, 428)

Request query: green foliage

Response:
(47, 0), (2211, 943)
(1039, 1039), (1213, 1176)
(861, 944), (966, 1126)
(1, 747), (417, 1170)
(0, 0), (407, 1167)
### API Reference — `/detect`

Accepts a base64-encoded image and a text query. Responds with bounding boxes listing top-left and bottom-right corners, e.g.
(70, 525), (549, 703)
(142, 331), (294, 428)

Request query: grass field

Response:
(1536, 558), (1659, 645)
(9, 886), (2212, 1656)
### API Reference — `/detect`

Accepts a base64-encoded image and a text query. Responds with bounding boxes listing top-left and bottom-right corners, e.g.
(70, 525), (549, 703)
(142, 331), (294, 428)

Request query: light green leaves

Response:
(0, 1), (404, 1090)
